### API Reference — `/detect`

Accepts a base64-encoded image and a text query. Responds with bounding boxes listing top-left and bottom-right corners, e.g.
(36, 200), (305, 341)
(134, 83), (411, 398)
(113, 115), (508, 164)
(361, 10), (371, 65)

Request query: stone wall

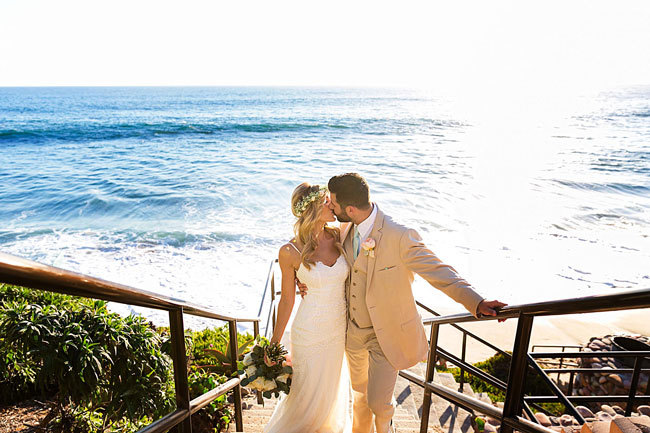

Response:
(573, 334), (650, 408)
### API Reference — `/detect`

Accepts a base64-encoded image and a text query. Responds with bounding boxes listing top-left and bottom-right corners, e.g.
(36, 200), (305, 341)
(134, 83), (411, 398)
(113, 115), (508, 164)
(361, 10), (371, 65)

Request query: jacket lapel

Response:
(343, 226), (354, 267)
(364, 207), (385, 293)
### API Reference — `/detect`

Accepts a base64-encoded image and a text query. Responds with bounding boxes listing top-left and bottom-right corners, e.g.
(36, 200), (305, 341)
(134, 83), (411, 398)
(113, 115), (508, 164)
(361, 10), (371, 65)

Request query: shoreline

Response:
(421, 307), (650, 364)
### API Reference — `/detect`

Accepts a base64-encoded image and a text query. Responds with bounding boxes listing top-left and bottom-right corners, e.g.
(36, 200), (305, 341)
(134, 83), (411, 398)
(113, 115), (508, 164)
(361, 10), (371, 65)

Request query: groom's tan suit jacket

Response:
(342, 206), (484, 370)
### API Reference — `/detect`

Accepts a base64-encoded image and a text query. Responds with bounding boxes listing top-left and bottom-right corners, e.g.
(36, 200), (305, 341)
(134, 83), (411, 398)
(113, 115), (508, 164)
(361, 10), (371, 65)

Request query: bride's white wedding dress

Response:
(264, 252), (352, 433)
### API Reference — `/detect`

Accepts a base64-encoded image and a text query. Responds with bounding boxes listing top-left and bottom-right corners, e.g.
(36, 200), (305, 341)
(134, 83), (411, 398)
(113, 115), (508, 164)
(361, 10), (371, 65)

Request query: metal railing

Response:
(237, 258), (650, 433)
(0, 251), (262, 433)
(403, 288), (650, 433)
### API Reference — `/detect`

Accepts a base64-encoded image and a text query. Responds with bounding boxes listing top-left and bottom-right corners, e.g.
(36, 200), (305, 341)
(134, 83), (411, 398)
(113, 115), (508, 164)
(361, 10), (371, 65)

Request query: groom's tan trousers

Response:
(346, 318), (398, 433)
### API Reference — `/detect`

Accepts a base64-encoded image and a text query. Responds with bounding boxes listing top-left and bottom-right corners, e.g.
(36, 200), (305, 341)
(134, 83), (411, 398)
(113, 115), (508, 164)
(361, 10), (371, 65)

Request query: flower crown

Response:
(294, 186), (327, 217)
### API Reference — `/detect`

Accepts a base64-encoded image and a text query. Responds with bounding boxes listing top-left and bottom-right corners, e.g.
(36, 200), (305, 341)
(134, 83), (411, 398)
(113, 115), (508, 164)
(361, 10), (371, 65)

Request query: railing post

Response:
(271, 272), (277, 331)
(169, 308), (192, 433)
(501, 314), (534, 433)
(460, 332), (467, 392)
(229, 320), (244, 432)
(625, 356), (642, 416)
(558, 347), (564, 384)
(253, 321), (263, 405)
(420, 323), (440, 433)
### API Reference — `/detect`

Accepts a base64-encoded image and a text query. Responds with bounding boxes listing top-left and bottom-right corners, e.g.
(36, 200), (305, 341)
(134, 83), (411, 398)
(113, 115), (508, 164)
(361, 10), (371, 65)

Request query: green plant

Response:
(0, 284), (175, 431)
(187, 370), (232, 432)
(190, 326), (256, 375)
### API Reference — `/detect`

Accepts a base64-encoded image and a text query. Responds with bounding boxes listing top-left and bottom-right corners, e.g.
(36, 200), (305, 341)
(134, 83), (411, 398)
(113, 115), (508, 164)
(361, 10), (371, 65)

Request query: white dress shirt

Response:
(355, 203), (378, 242)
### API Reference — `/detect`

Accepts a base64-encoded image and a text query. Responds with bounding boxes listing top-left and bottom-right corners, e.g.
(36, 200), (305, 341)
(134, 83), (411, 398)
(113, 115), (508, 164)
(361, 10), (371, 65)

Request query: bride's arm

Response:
(270, 244), (298, 344)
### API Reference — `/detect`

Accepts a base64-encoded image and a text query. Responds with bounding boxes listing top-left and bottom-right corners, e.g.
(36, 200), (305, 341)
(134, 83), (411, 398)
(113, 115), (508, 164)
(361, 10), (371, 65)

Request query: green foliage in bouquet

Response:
(238, 340), (293, 399)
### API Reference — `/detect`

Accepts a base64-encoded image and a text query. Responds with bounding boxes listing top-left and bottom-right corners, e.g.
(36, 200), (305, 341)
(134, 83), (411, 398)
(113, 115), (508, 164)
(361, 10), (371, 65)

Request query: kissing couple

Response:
(264, 173), (506, 433)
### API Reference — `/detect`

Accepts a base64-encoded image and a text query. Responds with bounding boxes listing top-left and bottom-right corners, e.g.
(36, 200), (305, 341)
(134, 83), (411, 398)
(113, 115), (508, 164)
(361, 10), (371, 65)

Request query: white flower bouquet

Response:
(238, 339), (293, 398)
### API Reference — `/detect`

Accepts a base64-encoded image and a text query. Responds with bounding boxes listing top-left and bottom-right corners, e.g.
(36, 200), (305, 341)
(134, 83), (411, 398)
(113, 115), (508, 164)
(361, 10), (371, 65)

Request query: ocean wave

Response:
(0, 116), (467, 144)
(0, 121), (356, 144)
(0, 228), (267, 248)
(554, 179), (650, 196)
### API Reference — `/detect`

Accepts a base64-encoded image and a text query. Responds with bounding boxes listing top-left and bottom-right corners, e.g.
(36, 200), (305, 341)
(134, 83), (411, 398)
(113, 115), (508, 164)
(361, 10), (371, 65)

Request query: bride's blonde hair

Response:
(291, 183), (344, 270)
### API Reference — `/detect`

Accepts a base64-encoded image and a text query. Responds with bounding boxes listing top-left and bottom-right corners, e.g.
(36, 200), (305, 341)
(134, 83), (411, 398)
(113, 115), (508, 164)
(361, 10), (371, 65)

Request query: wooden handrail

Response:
(0, 251), (255, 432)
(422, 287), (650, 326)
(0, 251), (259, 322)
(411, 288), (650, 433)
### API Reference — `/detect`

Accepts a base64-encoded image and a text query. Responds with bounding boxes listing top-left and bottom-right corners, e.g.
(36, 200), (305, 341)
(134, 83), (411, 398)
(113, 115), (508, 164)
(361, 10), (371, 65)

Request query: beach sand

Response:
(420, 307), (650, 364)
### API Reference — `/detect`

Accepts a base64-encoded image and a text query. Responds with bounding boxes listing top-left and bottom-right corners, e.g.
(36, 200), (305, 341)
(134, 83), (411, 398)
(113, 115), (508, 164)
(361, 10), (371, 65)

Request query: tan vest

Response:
(346, 230), (373, 328)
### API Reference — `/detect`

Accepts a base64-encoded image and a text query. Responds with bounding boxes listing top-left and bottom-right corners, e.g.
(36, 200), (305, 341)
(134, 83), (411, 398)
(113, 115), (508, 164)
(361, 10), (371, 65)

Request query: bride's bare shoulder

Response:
(278, 239), (301, 267)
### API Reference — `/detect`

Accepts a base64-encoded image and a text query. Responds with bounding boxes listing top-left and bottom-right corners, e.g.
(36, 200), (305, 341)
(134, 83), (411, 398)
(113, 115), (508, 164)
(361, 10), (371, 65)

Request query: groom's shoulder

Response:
(381, 212), (411, 236)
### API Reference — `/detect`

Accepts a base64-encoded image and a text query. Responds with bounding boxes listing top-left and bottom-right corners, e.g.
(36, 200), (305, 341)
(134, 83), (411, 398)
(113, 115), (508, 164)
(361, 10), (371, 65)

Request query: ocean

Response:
(1, 86), (648, 332)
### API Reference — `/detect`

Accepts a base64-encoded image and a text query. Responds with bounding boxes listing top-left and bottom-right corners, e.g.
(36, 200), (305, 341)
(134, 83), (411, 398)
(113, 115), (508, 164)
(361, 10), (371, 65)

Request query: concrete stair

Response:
(234, 362), (488, 433)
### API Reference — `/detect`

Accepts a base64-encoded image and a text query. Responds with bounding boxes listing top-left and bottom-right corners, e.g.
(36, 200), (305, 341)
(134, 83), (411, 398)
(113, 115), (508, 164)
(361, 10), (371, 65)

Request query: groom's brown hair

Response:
(328, 173), (371, 210)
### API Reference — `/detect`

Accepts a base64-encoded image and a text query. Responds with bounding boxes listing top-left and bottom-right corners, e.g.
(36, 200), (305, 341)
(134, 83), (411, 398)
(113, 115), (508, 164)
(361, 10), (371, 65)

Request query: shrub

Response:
(0, 284), (175, 430)
(187, 370), (232, 432)
(189, 326), (257, 375)
(0, 284), (251, 432)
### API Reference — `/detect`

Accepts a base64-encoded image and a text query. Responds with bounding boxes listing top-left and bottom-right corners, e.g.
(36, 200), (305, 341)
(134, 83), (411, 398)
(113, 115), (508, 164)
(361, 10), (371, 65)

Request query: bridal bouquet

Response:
(238, 339), (293, 398)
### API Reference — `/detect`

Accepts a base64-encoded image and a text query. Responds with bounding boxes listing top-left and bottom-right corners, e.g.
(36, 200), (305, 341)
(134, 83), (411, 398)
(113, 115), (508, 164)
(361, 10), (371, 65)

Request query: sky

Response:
(1, 0), (649, 92)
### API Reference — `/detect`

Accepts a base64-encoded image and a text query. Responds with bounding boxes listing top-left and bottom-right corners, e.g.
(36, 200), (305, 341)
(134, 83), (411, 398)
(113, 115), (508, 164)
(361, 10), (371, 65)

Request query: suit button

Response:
(354, 270), (358, 273)
(352, 282), (356, 286)
(352, 294), (356, 298)
(352, 307), (356, 311)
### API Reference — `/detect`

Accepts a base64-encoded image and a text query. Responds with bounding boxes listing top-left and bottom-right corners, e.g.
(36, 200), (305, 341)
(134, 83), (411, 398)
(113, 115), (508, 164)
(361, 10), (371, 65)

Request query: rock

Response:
(612, 406), (625, 415)
(577, 406), (595, 419)
(630, 416), (650, 433)
(639, 406), (650, 417)
(496, 402), (505, 409)
(561, 415), (576, 426)
(610, 375), (624, 387)
(599, 376), (609, 384)
(610, 417), (643, 433)
(535, 412), (552, 427)
(597, 412), (613, 422)
(601, 405), (617, 416)
(487, 416), (500, 426)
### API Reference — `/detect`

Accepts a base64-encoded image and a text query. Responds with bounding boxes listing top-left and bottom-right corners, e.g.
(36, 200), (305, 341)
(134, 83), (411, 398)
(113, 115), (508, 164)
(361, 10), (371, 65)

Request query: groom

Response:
(301, 173), (505, 433)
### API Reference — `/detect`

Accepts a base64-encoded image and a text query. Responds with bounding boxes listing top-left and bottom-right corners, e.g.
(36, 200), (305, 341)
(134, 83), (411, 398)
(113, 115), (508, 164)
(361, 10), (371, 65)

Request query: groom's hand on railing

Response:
(477, 299), (508, 322)
(295, 277), (308, 298)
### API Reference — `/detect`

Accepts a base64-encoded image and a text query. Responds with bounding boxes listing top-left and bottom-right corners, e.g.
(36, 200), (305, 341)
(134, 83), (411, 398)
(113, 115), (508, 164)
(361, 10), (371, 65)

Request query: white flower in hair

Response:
(294, 186), (327, 217)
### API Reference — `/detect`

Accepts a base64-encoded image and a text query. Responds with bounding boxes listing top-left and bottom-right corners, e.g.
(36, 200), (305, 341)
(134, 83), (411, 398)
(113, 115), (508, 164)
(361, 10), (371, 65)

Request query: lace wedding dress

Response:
(264, 253), (353, 433)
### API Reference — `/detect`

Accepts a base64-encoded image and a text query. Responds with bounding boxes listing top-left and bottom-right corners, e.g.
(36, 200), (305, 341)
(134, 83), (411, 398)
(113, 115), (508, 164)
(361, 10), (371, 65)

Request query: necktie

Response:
(353, 226), (361, 260)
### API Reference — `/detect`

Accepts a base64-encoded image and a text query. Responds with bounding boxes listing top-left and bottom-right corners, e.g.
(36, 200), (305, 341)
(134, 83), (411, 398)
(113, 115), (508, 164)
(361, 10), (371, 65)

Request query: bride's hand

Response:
(295, 277), (308, 298)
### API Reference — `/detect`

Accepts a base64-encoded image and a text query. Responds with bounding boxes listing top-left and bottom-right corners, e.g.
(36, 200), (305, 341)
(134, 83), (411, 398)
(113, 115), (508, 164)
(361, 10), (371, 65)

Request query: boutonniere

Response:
(361, 238), (376, 258)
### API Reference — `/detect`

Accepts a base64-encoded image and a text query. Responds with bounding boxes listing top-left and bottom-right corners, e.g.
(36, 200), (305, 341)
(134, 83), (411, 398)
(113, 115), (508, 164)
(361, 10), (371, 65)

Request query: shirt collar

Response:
(355, 203), (377, 241)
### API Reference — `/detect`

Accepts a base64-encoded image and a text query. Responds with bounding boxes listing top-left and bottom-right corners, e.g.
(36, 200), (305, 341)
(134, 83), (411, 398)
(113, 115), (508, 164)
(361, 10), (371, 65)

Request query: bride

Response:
(264, 182), (352, 433)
